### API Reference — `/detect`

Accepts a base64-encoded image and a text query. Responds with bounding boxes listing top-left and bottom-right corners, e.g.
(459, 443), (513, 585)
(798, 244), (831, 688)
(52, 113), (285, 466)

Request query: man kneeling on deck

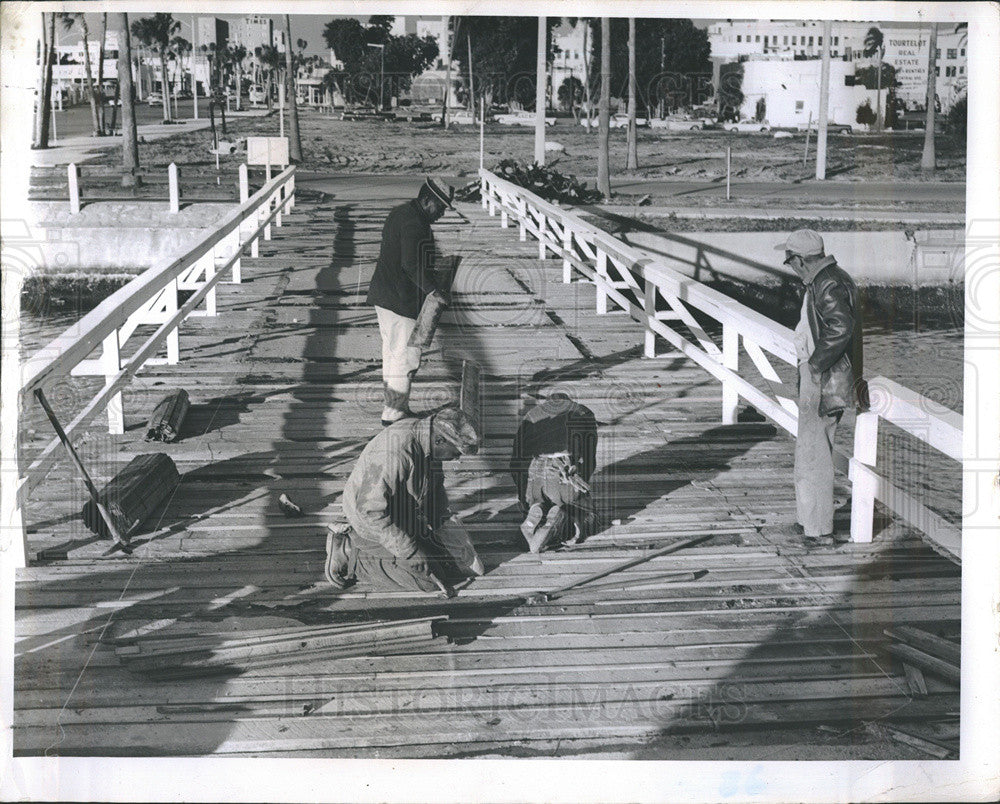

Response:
(510, 393), (599, 553)
(324, 407), (485, 593)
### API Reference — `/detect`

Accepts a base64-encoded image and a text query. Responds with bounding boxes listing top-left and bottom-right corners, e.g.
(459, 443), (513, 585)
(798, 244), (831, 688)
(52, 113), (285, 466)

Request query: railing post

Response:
(518, 198), (527, 241)
(102, 330), (124, 434)
(264, 196), (273, 241)
(488, 195), (496, 216)
(481, 176), (488, 210)
(239, 163), (249, 203)
(850, 411), (880, 543)
(287, 172), (295, 209)
(537, 212), (547, 260)
(230, 228), (242, 284)
(501, 207), (508, 228)
(562, 224), (573, 283)
(204, 253), (217, 316)
(67, 163), (80, 215)
(643, 279), (657, 358)
(722, 322), (739, 425)
(596, 248), (609, 315)
(168, 163), (180, 214)
(275, 186), (284, 227)
(166, 279), (180, 364)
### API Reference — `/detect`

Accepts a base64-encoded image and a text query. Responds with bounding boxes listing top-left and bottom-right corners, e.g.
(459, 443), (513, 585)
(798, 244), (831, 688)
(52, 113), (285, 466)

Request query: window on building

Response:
(792, 36), (797, 44)
(935, 65), (940, 76)
(818, 36), (823, 45)
(795, 100), (804, 111)
(947, 48), (957, 59)
(737, 35), (742, 42)
(959, 66), (964, 74)
(834, 36), (839, 45)
(946, 65), (956, 77)
(832, 50), (838, 57)
(808, 36), (814, 46)
(755, 35), (760, 43)
(935, 48), (941, 58)
(960, 48), (965, 56)
(783, 36), (788, 44)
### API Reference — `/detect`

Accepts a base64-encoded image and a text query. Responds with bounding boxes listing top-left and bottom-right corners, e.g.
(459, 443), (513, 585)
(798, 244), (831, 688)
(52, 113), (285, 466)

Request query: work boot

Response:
(527, 505), (566, 554)
(324, 525), (352, 589)
(381, 384), (413, 426)
(520, 503), (545, 548)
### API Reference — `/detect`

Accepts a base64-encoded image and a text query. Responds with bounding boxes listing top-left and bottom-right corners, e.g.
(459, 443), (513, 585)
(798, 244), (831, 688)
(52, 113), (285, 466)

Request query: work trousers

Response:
(349, 518), (476, 593)
(524, 455), (597, 542)
(374, 306), (422, 419)
(795, 363), (842, 537)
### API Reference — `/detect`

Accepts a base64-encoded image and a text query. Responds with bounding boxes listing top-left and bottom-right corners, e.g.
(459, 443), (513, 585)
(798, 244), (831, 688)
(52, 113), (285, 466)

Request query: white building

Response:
(737, 59), (882, 128)
(707, 20), (968, 112)
(551, 20), (587, 104)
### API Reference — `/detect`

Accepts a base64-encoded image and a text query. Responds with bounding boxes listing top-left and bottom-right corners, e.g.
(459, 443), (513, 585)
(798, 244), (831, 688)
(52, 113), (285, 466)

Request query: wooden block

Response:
(902, 663), (928, 696)
(460, 360), (481, 428)
(886, 642), (960, 684)
(144, 390), (190, 443)
(885, 626), (961, 666)
(82, 453), (180, 541)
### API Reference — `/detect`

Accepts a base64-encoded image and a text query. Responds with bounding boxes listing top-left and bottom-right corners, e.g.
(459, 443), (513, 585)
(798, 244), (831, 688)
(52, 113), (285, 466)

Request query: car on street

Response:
(795, 121), (854, 134)
(248, 85), (266, 105)
(145, 92), (163, 106)
(496, 110), (555, 126)
(649, 116), (709, 131)
(580, 112), (648, 129)
(724, 120), (771, 132)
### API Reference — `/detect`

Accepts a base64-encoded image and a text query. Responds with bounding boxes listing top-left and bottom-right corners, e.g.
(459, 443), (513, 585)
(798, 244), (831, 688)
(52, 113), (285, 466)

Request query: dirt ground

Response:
(87, 108), (966, 186)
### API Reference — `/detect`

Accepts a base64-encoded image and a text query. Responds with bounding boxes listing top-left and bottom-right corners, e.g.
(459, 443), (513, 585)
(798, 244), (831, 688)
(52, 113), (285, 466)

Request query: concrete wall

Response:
(622, 229), (965, 287)
(36, 227), (214, 274)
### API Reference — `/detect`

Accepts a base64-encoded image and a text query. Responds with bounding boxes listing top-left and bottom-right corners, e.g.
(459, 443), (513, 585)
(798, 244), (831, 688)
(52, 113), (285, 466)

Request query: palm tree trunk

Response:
(236, 62), (243, 111)
(597, 18), (611, 196)
(626, 17), (638, 169)
(921, 24), (938, 171)
(160, 51), (171, 120)
(284, 15), (303, 160)
(97, 13), (108, 133)
(116, 13), (141, 186)
(33, 12), (55, 148)
(582, 21), (592, 135)
(80, 18), (102, 136)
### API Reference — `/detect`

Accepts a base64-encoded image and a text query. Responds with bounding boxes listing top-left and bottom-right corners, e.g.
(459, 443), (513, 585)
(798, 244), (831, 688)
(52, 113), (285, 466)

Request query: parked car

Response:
(580, 112), (648, 129)
(725, 120), (771, 132)
(795, 121), (853, 133)
(496, 110), (555, 126)
(649, 116), (706, 131)
(145, 92), (163, 106)
(248, 85), (266, 105)
(430, 107), (472, 123)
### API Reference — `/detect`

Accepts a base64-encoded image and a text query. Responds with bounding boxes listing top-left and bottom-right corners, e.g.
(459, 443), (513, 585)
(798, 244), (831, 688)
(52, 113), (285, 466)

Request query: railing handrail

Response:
(480, 169), (797, 362)
(20, 166), (296, 399)
(867, 375), (963, 462)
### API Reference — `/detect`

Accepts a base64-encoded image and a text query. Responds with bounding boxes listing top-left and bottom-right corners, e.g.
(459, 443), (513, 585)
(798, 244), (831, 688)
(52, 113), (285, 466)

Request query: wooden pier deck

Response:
(14, 181), (960, 759)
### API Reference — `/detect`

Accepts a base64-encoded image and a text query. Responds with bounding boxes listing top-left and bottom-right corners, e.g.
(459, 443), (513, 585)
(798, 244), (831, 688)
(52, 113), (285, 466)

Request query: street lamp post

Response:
(367, 43), (384, 110)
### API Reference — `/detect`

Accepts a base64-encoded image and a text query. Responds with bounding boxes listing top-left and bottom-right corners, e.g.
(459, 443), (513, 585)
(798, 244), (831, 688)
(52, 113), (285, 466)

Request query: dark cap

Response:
(423, 177), (455, 209)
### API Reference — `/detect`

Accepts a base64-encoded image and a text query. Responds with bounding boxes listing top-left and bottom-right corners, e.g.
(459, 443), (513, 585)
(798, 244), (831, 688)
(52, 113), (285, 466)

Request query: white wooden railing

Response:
(480, 169), (962, 562)
(18, 165), (297, 511)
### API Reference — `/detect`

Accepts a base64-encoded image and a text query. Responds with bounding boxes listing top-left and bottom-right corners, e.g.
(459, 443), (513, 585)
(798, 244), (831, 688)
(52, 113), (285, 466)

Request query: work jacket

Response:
(366, 199), (440, 319)
(341, 418), (450, 561)
(510, 396), (598, 505)
(801, 256), (868, 414)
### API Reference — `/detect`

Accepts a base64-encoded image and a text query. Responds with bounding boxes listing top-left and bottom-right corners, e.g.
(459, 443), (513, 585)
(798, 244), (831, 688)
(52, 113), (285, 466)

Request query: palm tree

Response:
(284, 15), (302, 160)
(597, 17), (611, 196)
(61, 13), (102, 136)
(921, 24), (938, 171)
(229, 44), (247, 110)
(116, 13), (140, 186)
(863, 27), (885, 131)
(257, 44), (282, 111)
(170, 36), (191, 117)
(33, 11), (56, 149)
(97, 13), (109, 133)
(131, 13), (179, 122)
(626, 17), (638, 169)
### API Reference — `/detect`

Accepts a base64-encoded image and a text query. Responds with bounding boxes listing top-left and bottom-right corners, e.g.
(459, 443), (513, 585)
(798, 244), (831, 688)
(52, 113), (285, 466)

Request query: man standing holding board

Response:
(776, 229), (868, 545)
(367, 177), (455, 426)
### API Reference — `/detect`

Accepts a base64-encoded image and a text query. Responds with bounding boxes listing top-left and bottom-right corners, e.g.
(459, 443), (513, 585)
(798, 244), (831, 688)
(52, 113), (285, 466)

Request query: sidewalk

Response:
(30, 109), (271, 167)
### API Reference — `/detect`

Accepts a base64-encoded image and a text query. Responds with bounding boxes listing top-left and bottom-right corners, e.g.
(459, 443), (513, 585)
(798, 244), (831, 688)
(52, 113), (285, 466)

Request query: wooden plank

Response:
(884, 625), (961, 666)
(886, 643), (960, 684)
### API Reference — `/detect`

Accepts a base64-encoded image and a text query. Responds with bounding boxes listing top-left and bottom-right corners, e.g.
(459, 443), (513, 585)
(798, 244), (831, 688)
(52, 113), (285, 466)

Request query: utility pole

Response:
(815, 20), (831, 180)
(534, 16), (546, 165)
(921, 23), (938, 171)
(597, 18), (610, 197)
(467, 29), (474, 112)
(626, 18), (638, 169)
(284, 15), (302, 161)
(442, 16), (452, 128)
(191, 14), (198, 119)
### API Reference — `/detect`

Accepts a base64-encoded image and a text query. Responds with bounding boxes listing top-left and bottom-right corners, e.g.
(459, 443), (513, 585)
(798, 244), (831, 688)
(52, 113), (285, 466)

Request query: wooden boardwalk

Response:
(14, 182), (960, 759)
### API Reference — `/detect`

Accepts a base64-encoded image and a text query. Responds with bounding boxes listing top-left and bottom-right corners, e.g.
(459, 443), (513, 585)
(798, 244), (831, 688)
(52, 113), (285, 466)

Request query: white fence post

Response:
(596, 249), (609, 315)
(168, 163), (180, 214)
(239, 163), (249, 203)
(537, 212), (547, 260)
(722, 323), (739, 424)
(166, 279), (180, 364)
(230, 228), (242, 284)
(481, 176), (488, 210)
(67, 163), (80, 215)
(562, 225), (573, 283)
(275, 187), (284, 228)
(501, 207), (508, 228)
(643, 279), (657, 358)
(850, 411), (880, 542)
(102, 330), (124, 434)
(204, 253), (217, 316)
(518, 198), (527, 241)
(264, 196), (273, 241)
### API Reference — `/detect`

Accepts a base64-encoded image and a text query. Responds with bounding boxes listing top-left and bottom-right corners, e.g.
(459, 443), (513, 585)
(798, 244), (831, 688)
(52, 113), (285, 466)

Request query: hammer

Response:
(523, 534), (712, 605)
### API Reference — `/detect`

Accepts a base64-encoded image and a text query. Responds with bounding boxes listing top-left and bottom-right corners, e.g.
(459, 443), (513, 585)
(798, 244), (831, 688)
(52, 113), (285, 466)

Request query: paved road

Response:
(47, 97), (255, 140)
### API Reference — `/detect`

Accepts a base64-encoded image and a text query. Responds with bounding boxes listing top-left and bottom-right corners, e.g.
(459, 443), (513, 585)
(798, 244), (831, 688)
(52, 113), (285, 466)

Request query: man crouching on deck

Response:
(324, 407), (485, 594)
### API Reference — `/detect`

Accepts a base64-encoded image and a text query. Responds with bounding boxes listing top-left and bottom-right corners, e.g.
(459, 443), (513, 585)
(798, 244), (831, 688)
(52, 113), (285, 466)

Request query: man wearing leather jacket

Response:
(776, 230), (868, 543)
